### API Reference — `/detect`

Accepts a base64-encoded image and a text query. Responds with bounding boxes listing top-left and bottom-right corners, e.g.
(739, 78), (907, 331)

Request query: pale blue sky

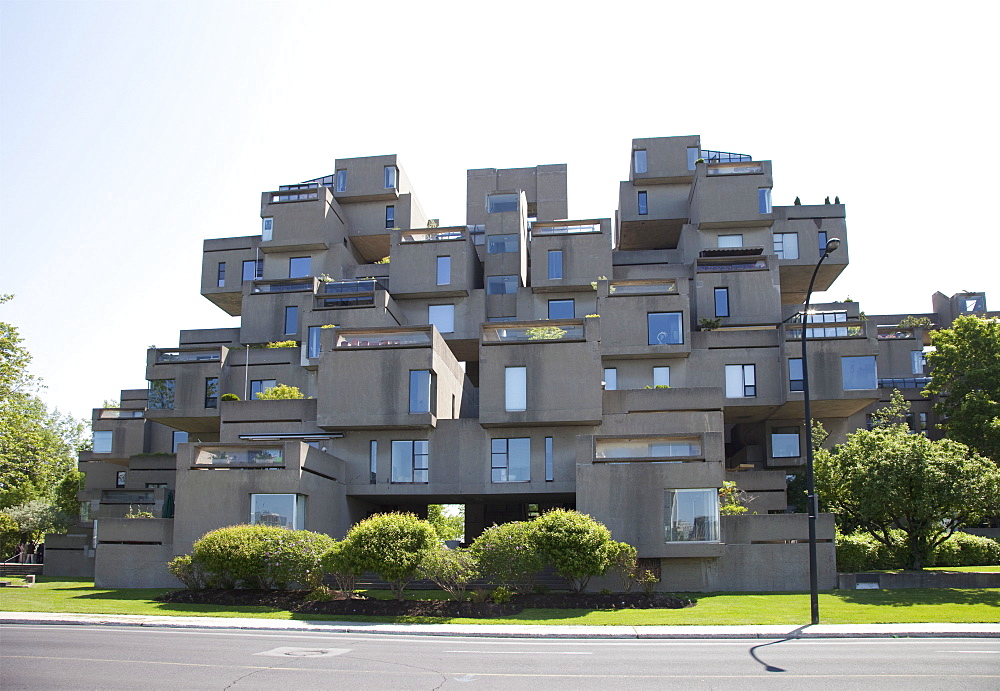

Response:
(1, 0), (996, 423)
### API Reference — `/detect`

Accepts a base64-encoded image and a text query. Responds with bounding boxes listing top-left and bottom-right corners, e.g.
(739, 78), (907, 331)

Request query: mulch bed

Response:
(157, 589), (692, 618)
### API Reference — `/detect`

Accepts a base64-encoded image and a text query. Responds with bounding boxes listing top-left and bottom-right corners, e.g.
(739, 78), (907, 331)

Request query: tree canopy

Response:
(925, 315), (1000, 463)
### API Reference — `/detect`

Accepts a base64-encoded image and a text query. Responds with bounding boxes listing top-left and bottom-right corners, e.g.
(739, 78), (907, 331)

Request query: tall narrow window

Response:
(491, 438), (530, 482)
(505, 366), (526, 412)
(335, 170), (347, 192)
(217, 262), (226, 288)
(436, 256), (451, 286)
(603, 368), (617, 390)
(289, 256), (310, 278)
(818, 230), (828, 259)
(93, 431), (112, 454)
(261, 217), (273, 241)
(714, 287), (730, 318)
(172, 431), (188, 453)
(687, 147), (700, 170)
(409, 370), (432, 414)
(385, 205), (395, 229)
(911, 350), (925, 375)
(205, 377), (219, 409)
(758, 188), (772, 214)
(548, 299), (574, 319)
(718, 234), (743, 248)
(633, 149), (647, 174)
(547, 250), (563, 280)
(919, 412), (928, 432)
(545, 437), (554, 481)
(725, 364), (756, 398)
(771, 427), (801, 458)
(308, 326), (322, 358)
(428, 304), (455, 334)
(242, 258), (263, 283)
(637, 191), (648, 215)
(664, 489), (719, 542)
(384, 165), (397, 189)
(653, 366), (670, 387)
(773, 232), (799, 260)
(788, 358), (804, 392)
(391, 440), (428, 483)
(369, 441), (377, 484)
(284, 306), (297, 335)
(648, 312), (683, 345)
(116, 471), (126, 488)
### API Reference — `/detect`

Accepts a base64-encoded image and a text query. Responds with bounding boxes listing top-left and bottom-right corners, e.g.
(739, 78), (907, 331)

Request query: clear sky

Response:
(1, 0), (996, 424)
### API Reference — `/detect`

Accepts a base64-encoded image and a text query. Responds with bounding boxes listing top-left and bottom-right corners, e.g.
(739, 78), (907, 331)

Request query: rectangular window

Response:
(603, 368), (617, 390)
(93, 431), (112, 454)
(664, 489), (720, 542)
(714, 287), (730, 318)
(261, 217), (273, 241)
(289, 256), (310, 278)
(545, 437), (553, 482)
(217, 262), (226, 288)
(653, 366), (670, 387)
(487, 234), (518, 253)
(548, 299), (575, 320)
(147, 379), (175, 410)
(773, 232), (799, 260)
(758, 188), (772, 214)
(487, 193), (519, 213)
(648, 312), (683, 345)
(597, 437), (702, 459)
(789, 358), (804, 392)
(250, 379), (277, 400)
(919, 412), (928, 431)
(369, 440), (377, 484)
(491, 437), (530, 482)
(842, 355), (877, 390)
(436, 256), (451, 286)
(725, 364), (756, 398)
(242, 258), (263, 283)
(505, 366), (526, 412)
(284, 306), (298, 335)
(172, 431), (188, 453)
(771, 426), (801, 458)
(335, 170), (347, 192)
(250, 494), (305, 530)
(637, 191), (648, 215)
(633, 149), (647, 174)
(547, 250), (563, 280)
(116, 471), (126, 488)
(391, 440), (428, 483)
(428, 304), (455, 334)
(911, 350), (925, 375)
(687, 147), (699, 171)
(718, 234), (743, 248)
(205, 377), (219, 409)
(409, 370), (432, 414)
(384, 165), (397, 189)
(818, 230), (828, 259)
(308, 326), (322, 358)
(486, 275), (518, 295)
(385, 205), (395, 229)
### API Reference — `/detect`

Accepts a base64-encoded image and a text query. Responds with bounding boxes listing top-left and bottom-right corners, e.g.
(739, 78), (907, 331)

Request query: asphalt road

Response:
(2, 624), (999, 689)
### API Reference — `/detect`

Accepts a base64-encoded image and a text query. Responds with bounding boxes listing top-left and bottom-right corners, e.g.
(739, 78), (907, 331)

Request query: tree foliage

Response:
(418, 546), (479, 601)
(1, 499), (68, 545)
(469, 520), (544, 593)
(341, 512), (438, 600)
(816, 423), (1000, 569)
(426, 504), (464, 541)
(925, 315), (1000, 462)
(530, 509), (614, 593)
(254, 384), (305, 400)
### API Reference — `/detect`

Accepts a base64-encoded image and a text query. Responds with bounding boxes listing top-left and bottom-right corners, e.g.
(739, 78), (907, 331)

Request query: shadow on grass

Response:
(832, 588), (1000, 607)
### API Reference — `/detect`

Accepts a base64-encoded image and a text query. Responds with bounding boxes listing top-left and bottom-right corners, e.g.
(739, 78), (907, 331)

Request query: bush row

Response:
(836, 530), (1000, 572)
(169, 509), (651, 599)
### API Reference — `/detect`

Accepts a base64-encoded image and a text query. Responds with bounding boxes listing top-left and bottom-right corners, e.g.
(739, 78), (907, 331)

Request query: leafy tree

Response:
(254, 384), (305, 400)
(0, 512), (19, 557)
(815, 424), (1000, 569)
(341, 512), (438, 600)
(1, 499), (67, 547)
(606, 540), (638, 592)
(925, 315), (1000, 462)
(469, 520), (543, 593)
(530, 509), (614, 593)
(320, 540), (364, 593)
(418, 546), (479, 601)
(427, 504), (464, 541)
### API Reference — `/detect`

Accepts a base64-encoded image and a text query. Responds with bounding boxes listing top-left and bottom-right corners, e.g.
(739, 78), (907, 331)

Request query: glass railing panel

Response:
(336, 331), (432, 347)
(531, 223), (601, 235)
(609, 281), (677, 296)
(595, 437), (702, 460)
(156, 351), (221, 363)
(483, 324), (585, 343)
(100, 490), (155, 503)
(98, 409), (145, 419)
(194, 447), (284, 467)
(252, 279), (314, 293)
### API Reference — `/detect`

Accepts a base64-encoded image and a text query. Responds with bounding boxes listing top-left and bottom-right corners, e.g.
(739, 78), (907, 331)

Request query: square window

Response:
(242, 259), (263, 283)
(718, 234), (743, 248)
(634, 149), (647, 174)
(487, 275), (518, 295)
(250, 493), (304, 530)
(773, 233), (799, 260)
(93, 431), (113, 454)
(409, 370), (432, 414)
(491, 437), (530, 482)
(664, 489), (719, 542)
(487, 193), (519, 213)
(548, 299), (575, 319)
(487, 234), (518, 253)
(771, 426), (801, 458)
(842, 355), (877, 390)
(603, 368), (617, 390)
(714, 287), (729, 318)
(284, 306), (298, 335)
(250, 379), (277, 400)
(391, 440), (429, 483)
(428, 304), (455, 334)
(548, 250), (563, 280)
(505, 366), (526, 412)
(637, 191), (648, 215)
(725, 364), (756, 398)
(148, 379), (175, 410)
(289, 256), (310, 278)
(436, 256), (451, 286)
(647, 312), (683, 345)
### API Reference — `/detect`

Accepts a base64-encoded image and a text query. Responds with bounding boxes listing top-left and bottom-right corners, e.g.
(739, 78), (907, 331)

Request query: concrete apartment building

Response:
(44, 136), (992, 591)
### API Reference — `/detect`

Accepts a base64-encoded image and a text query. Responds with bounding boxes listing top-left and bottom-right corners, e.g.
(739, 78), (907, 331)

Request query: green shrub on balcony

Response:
(254, 384), (304, 400)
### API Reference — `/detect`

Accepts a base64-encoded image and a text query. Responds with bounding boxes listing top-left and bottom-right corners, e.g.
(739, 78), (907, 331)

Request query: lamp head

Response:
(825, 238), (841, 254)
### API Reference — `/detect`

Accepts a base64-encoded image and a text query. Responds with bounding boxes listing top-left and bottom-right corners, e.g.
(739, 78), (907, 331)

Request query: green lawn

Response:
(1, 578), (998, 625)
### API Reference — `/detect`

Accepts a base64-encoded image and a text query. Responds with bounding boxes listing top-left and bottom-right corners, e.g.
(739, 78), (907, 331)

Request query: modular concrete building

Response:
(44, 136), (993, 590)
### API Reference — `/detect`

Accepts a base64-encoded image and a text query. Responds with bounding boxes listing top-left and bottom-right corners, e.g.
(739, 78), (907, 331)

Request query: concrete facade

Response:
(47, 136), (997, 591)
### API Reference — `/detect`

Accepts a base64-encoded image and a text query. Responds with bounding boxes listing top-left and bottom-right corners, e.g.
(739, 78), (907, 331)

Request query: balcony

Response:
(251, 277), (315, 294)
(706, 162), (764, 176)
(97, 409), (145, 419)
(155, 349), (222, 364)
(697, 257), (768, 273)
(336, 328), (431, 348)
(531, 222), (602, 236)
(608, 280), (678, 296)
(315, 279), (385, 309)
(193, 446), (285, 468)
(400, 228), (466, 243)
(482, 320), (586, 344)
(699, 148), (751, 164)
(878, 377), (931, 390)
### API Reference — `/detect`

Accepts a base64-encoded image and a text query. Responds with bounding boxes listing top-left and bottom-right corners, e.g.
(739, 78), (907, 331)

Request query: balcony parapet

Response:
(603, 386), (724, 415)
(482, 319), (587, 345)
(193, 445), (285, 468)
(249, 277), (316, 294)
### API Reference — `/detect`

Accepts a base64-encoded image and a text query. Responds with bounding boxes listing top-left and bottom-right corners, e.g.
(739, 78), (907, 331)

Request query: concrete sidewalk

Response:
(3, 612), (998, 639)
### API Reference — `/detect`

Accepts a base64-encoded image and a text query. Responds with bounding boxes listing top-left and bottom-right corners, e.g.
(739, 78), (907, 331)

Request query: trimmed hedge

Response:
(932, 533), (1000, 567)
(837, 530), (1000, 571)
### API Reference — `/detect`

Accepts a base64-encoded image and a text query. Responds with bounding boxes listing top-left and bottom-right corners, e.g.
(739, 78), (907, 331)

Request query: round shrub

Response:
(835, 531), (906, 572)
(530, 509), (614, 593)
(320, 539), (365, 593)
(932, 533), (1000, 567)
(167, 554), (205, 589)
(191, 524), (334, 589)
(220, 393), (240, 402)
(341, 512), (438, 600)
(470, 520), (543, 593)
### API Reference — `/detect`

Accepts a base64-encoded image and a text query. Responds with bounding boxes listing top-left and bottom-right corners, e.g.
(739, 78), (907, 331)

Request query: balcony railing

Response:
(336, 330), (431, 348)
(156, 350), (221, 363)
(194, 447), (284, 467)
(707, 162), (763, 176)
(400, 229), (465, 243)
(315, 279), (385, 309)
(609, 280), (678, 296)
(98, 409), (145, 419)
(700, 149), (751, 163)
(483, 323), (585, 343)
(878, 377), (931, 390)
(697, 259), (767, 272)
(100, 490), (155, 504)
(251, 278), (314, 293)
(531, 222), (602, 236)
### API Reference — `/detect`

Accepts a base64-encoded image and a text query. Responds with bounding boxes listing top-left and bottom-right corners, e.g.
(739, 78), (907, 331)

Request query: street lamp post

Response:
(801, 237), (840, 626)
